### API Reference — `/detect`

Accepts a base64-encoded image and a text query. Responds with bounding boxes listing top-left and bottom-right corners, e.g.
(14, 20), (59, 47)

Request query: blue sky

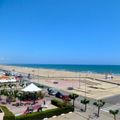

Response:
(0, 0), (120, 64)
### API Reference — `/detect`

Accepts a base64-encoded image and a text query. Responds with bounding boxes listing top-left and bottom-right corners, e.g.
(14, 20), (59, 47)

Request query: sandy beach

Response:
(1, 65), (120, 100)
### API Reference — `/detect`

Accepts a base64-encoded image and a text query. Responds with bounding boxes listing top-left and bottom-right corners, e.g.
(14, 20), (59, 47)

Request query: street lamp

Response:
(85, 74), (87, 98)
(79, 73), (81, 89)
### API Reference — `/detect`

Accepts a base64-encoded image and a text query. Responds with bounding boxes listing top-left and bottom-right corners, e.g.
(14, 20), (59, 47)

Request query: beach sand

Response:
(0, 65), (120, 100)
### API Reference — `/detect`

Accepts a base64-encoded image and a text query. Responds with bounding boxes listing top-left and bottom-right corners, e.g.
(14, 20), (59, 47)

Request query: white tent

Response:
(22, 83), (42, 92)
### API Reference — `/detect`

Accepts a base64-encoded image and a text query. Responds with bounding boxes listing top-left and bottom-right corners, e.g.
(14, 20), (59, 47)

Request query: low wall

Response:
(0, 108), (4, 120)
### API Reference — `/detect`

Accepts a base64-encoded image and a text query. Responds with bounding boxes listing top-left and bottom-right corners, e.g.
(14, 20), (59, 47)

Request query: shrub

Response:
(51, 99), (72, 108)
(0, 105), (15, 120)
(51, 99), (63, 108)
(16, 107), (73, 120)
(37, 91), (45, 99)
(51, 99), (65, 108)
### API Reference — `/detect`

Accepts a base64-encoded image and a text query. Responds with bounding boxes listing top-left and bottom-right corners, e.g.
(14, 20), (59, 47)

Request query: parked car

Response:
(62, 95), (71, 101)
(47, 87), (53, 92)
(47, 88), (58, 96)
(55, 92), (71, 101)
(49, 90), (58, 96)
(55, 92), (63, 98)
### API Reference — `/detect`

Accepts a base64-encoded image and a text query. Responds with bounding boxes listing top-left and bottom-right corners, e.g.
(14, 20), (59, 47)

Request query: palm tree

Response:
(109, 109), (119, 120)
(81, 98), (90, 112)
(17, 92), (23, 105)
(69, 93), (79, 111)
(37, 91), (45, 99)
(3, 83), (7, 91)
(0, 85), (2, 100)
(13, 90), (18, 101)
(93, 100), (105, 117)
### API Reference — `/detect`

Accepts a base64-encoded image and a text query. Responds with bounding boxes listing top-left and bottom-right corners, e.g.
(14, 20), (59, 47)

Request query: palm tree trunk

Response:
(73, 100), (75, 111)
(98, 107), (100, 117)
(85, 104), (87, 112)
(114, 115), (116, 120)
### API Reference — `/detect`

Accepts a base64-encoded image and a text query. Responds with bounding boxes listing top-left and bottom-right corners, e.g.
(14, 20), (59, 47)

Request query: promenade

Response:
(49, 107), (120, 120)
(1, 65), (120, 100)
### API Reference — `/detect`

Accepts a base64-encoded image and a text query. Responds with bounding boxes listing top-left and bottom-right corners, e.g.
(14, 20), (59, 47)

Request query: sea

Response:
(8, 64), (120, 75)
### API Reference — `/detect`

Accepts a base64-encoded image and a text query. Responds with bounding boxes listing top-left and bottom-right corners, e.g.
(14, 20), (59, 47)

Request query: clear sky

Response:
(0, 0), (120, 64)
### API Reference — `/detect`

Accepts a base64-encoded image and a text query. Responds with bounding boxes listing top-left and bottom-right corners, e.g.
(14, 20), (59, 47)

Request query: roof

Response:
(22, 83), (42, 92)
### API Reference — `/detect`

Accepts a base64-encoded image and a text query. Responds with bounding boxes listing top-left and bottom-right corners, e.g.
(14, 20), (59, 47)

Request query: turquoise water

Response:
(8, 64), (120, 74)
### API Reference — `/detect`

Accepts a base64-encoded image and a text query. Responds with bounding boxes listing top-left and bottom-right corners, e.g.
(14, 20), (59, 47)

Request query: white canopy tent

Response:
(21, 83), (42, 92)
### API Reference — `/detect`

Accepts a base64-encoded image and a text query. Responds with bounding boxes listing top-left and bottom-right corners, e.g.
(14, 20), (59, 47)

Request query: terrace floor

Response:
(0, 96), (57, 116)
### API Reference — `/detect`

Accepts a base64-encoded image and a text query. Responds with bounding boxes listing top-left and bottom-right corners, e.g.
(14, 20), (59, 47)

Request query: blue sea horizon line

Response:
(3, 64), (120, 75)
(4, 63), (120, 66)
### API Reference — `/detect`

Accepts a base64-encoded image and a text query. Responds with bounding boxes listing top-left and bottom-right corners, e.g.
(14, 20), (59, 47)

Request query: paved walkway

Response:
(48, 112), (89, 120)
(48, 101), (120, 120)
(48, 110), (119, 120)
(101, 103), (120, 112)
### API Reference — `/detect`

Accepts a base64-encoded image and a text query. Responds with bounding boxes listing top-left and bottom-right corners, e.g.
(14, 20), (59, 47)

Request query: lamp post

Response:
(38, 68), (39, 84)
(85, 74), (87, 98)
(79, 73), (81, 89)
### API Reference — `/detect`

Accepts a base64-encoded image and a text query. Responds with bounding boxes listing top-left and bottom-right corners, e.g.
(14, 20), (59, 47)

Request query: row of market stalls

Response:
(0, 75), (42, 92)
(0, 76), (17, 83)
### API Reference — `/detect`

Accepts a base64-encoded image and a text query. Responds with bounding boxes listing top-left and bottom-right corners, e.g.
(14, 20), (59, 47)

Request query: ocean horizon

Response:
(5, 64), (120, 74)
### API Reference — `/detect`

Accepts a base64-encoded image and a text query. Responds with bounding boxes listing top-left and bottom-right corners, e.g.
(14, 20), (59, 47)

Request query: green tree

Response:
(37, 91), (45, 99)
(3, 83), (7, 90)
(13, 90), (19, 101)
(109, 109), (119, 120)
(93, 100), (105, 117)
(81, 98), (90, 112)
(69, 94), (79, 111)
(17, 93), (23, 104)
(0, 85), (2, 100)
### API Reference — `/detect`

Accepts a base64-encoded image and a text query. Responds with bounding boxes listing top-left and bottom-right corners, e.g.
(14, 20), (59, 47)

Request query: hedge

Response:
(0, 105), (15, 120)
(51, 99), (71, 108)
(16, 107), (73, 120)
